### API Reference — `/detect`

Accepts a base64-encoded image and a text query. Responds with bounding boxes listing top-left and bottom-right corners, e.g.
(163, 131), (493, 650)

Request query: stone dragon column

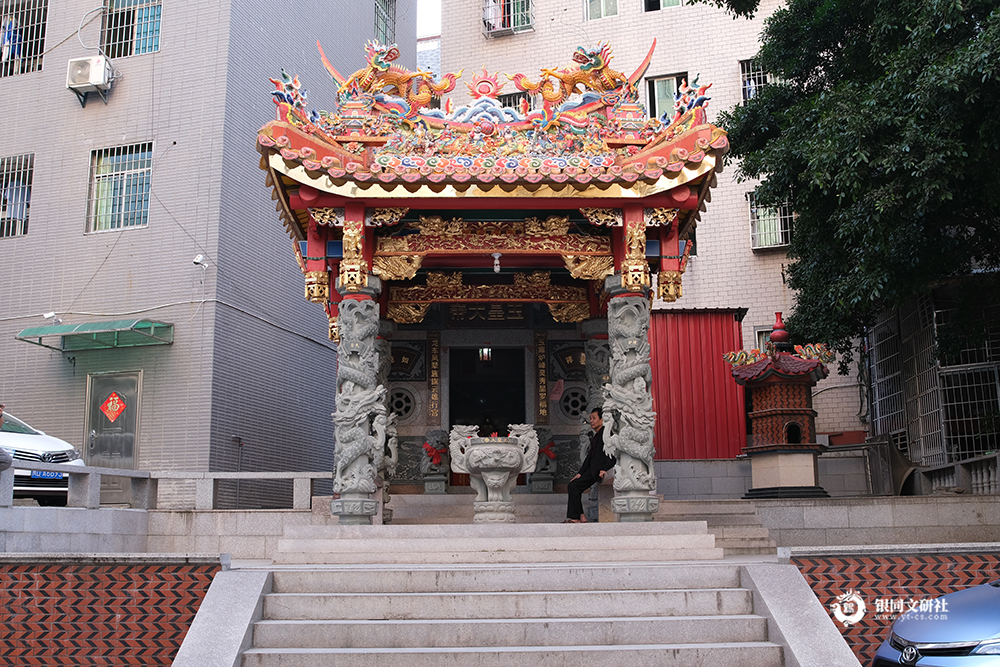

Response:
(601, 204), (659, 521)
(330, 276), (386, 525)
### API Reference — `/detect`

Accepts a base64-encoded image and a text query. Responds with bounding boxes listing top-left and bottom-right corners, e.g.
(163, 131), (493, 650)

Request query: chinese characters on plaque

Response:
(427, 332), (440, 425)
(535, 330), (548, 424)
(447, 303), (527, 328)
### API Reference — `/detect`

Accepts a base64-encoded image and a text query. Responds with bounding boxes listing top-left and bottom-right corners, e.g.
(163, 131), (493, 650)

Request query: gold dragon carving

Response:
(366, 207), (409, 227)
(547, 302), (591, 323)
(563, 255), (615, 281)
(372, 255), (423, 280)
(386, 302), (432, 324)
(643, 208), (679, 227)
(310, 207), (345, 227)
(579, 208), (623, 226)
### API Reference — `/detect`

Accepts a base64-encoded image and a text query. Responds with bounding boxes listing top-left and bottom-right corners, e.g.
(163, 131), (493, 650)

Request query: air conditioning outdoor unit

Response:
(66, 56), (113, 93)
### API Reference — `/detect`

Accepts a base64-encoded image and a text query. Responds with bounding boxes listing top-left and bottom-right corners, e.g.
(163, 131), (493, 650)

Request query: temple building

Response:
(257, 36), (762, 521)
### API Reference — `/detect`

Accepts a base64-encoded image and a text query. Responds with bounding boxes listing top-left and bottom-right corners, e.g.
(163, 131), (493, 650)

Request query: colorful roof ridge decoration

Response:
(257, 40), (729, 193)
(725, 315), (834, 383)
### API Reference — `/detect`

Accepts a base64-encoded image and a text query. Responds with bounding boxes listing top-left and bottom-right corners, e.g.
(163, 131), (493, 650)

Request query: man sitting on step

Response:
(564, 408), (615, 523)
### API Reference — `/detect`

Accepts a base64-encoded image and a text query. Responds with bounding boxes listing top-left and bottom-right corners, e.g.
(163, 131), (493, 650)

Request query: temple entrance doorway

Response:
(448, 347), (526, 487)
(449, 347), (526, 433)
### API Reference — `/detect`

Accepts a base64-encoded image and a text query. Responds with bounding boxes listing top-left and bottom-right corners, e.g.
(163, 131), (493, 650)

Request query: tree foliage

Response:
(714, 0), (1000, 362)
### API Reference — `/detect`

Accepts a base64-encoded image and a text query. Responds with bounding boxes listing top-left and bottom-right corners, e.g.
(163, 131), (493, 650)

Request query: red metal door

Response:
(649, 310), (746, 459)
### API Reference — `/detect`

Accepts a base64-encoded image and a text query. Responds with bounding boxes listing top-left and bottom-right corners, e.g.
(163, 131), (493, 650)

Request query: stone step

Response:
(242, 642), (784, 667)
(655, 500), (760, 515)
(273, 520), (723, 564)
(655, 513), (764, 526)
(389, 493), (568, 506)
(262, 588), (754, 620)
(270, 562), (743, 594)
(282, 520), (709, 539)
(252, 614), (769, 649)
(275, 545), (722, 565)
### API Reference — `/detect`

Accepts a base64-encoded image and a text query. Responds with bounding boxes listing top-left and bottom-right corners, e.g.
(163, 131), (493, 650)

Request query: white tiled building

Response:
(439, 0), (866, 440)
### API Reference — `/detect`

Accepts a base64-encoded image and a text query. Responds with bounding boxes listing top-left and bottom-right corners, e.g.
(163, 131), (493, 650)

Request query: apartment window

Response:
(102, 0), (160, 59)
(375, 0), (395, 45)
(0, 0), (47, 77)
(498, 90), (535, 112)
(647, 73), (686, 118)
(88, 143), (152, 232)
(740, 59), (769, 103)
(587, 0), (617, 20)
(748, 193), (792, 249)
(483, 0), (533, 37)
(0, 153), (32, 238)
(644, 0), (681, 9)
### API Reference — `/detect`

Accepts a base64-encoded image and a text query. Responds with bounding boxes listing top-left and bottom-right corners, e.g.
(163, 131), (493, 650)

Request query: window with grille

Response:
(101, 0), (160, 59)
(498, 90), (535, 112)
(482, 0), (533, 37)
(0, 0), (47, 77)
(740, 59), (769, 103)
(0, 153), (32, 238)
(644, 0), (681, 10)
(587, 0), (617, 20)
(646, 73), (686, 119)
(375, 0), (395, 45)
(748, 193), (792, 249)
(87, 143), (152, 232)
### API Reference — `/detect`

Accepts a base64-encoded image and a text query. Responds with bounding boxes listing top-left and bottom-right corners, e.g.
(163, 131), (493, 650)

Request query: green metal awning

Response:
(15, 319), (174, 351)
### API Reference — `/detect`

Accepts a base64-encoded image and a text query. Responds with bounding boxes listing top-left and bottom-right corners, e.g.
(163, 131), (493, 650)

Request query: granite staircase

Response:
(241, 523), (784, 666)
(655, 499), (777, 556)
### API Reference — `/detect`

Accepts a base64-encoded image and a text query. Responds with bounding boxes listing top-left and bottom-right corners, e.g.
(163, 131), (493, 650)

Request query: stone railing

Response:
(149, 471), (333, 510)
(0, 464), (333, 510)
(0, 461), (155, 509)
(918, 452), (1000, 495)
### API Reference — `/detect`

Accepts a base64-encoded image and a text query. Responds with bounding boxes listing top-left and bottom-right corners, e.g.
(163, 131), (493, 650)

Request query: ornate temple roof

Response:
(257, 40), (728, 229)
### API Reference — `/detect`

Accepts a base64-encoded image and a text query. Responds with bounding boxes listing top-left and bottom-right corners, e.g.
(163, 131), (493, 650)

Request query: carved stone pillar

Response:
(602, 275), (659, 522)
(331, 277), (385, 524)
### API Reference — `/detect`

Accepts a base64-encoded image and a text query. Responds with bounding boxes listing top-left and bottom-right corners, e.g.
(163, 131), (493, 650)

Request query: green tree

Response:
(715, 0), (1000, 365)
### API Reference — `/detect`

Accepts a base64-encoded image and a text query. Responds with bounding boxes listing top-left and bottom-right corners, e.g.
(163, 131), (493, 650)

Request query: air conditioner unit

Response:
(66, 56), (113, 93)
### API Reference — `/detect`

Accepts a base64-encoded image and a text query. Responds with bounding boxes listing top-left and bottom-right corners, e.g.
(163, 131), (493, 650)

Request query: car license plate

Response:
(30, 470), (63, 479)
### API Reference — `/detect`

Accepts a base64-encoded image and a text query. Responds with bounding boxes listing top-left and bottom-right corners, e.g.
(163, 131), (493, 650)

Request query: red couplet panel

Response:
(649, 310), (746, 459)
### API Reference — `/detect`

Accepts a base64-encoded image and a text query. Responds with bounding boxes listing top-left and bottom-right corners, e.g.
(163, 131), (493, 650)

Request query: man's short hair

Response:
(591, 407), (603, 419)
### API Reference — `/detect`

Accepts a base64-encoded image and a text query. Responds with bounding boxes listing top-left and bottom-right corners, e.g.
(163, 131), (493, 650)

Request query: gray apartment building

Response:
(0, 0), (416, 506)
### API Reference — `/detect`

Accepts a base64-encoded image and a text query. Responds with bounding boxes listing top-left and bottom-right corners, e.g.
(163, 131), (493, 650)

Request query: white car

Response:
(0, 412), (85, 506)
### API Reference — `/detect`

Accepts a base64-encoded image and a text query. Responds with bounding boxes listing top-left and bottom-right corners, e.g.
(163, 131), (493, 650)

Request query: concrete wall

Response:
(0, 506), (148, 553)
(656, 451), (870, 500)
(759, 495), (1000, 547)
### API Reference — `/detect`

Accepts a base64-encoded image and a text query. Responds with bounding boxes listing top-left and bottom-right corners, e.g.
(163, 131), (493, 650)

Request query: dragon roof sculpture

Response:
(257, 40), (728, 194)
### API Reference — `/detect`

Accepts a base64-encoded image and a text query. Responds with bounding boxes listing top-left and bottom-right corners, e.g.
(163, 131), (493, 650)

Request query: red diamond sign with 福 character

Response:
(100, 392), (126, 422)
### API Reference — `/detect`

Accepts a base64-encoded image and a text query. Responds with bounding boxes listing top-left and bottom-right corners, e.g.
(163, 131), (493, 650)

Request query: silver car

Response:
(0, 411), (85, 506)
(872, 580), (1000, 666)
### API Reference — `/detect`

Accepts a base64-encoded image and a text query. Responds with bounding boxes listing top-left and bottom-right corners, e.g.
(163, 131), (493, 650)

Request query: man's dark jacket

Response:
(576, 426), (615, 478)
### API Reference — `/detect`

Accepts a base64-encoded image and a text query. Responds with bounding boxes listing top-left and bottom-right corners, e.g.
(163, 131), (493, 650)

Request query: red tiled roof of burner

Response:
(731, 352), (829, 385)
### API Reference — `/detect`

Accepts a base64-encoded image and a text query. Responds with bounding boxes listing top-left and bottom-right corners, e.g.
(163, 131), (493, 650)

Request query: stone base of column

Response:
(612, 492), (660, 522)
(473, 501), (516, 523)
(529, 474), (553, 493)
(423, 475), (448, 494)
(331, 494), (378, 524)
